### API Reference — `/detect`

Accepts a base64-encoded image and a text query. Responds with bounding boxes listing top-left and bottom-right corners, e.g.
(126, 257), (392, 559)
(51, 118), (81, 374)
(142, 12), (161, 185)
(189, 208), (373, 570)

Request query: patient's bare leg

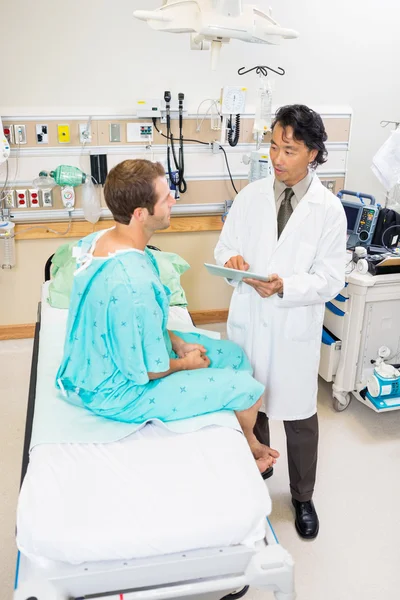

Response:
(235, 399), (280, 473)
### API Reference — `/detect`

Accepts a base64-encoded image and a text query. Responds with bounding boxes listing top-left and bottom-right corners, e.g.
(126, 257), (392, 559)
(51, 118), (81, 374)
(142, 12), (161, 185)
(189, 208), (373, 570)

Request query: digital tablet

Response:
(204, 263), (270, 282)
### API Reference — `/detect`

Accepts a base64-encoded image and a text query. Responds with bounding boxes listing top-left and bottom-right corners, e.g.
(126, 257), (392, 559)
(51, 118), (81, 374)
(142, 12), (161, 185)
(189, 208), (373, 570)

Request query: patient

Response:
(56, 159), (279, 473)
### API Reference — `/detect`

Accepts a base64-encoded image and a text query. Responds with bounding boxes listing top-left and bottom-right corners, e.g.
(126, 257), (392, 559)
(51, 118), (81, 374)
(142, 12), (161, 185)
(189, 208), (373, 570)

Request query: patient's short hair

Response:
(104, 159), (166, 225)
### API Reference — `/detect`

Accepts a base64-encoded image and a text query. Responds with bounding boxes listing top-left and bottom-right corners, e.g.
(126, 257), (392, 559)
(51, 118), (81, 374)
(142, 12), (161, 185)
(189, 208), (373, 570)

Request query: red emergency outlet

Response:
(17, 191), (28, 207)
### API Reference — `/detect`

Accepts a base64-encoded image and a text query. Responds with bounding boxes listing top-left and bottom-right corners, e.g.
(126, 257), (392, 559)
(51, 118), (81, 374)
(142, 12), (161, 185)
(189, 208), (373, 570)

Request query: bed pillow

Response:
(148, 248), (190, 307)
(48, 243), (190, 309)
(48, 242), (79, 309)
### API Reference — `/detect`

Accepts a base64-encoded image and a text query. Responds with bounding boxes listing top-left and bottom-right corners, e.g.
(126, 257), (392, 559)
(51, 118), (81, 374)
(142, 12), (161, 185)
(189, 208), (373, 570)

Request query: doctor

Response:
(215, 104), (347, 539)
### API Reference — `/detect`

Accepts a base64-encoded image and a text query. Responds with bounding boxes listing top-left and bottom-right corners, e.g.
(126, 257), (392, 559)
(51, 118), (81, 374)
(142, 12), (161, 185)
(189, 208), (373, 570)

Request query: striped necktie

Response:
(277, 188), (294, 239)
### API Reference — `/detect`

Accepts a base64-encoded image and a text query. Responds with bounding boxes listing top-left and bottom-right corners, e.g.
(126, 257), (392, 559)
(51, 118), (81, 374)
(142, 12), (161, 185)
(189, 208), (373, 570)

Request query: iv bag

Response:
(82, 176), (101, 224)
(253, 77), (272, 148)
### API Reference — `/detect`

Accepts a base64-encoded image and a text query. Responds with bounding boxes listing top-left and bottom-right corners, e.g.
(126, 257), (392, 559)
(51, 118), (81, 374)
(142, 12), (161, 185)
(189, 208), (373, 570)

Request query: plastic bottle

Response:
(49, 166), (86, 187)
(0, 221), (16, 269)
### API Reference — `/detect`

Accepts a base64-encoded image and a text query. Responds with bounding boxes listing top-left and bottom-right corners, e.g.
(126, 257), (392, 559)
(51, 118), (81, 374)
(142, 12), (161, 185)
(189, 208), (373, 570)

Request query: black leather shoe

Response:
(261, 467), (273, 480)
(292, 499), (319, 539)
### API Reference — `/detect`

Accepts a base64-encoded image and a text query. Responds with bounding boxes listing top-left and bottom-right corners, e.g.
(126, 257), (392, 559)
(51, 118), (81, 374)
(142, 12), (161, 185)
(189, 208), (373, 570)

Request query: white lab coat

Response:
(214, 175), (347, 420)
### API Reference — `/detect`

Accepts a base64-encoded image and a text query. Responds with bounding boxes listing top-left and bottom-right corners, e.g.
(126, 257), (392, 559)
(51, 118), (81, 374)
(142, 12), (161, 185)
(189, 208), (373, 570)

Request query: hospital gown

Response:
(56, 244), (264, 423)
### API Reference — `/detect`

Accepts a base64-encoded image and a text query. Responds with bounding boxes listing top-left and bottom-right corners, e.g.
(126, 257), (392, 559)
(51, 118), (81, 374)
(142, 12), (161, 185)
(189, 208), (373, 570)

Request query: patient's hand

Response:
(225, 255), (249, 271)
(175, 342), (207, 359)
(170, 332), (206, 359)
(183, 349), (210, 370)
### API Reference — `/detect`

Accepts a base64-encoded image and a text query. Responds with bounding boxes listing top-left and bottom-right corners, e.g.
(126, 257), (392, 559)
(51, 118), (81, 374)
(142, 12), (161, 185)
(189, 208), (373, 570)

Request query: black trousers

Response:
(254, 411), (319, 502)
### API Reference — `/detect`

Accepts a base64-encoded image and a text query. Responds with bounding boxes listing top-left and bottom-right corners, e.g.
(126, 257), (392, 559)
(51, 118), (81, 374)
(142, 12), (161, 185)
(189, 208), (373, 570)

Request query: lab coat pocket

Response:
(284, 305), (318, 342)
(295, 242), (316, 274)
(227, 288), (251, 346)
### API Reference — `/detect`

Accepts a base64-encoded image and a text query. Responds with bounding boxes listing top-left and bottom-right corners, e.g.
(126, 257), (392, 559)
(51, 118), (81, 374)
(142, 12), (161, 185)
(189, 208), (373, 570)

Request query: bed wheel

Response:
(220, 586), (250, 599)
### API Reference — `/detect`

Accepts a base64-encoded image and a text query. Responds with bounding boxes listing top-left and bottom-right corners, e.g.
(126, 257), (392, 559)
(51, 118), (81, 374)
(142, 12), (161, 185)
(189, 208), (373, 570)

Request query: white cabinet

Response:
(319, 270), (400, 412)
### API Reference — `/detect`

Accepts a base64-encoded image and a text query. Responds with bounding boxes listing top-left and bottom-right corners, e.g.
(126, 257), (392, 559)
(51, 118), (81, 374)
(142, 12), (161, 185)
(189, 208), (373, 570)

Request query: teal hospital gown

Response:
(56, 238), (265, 424)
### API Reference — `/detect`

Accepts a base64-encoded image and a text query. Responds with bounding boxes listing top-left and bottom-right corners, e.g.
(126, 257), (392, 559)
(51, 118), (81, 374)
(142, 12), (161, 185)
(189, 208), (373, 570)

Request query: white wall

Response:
(1, 0), (399, 203)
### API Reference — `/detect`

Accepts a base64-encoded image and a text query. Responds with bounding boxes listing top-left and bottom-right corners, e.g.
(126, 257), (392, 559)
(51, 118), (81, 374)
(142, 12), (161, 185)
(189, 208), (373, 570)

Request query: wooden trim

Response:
(14, 216), (224, 240)
(0, 324), (36, 340)
(0, 311), (228, 340)
(190, 309), (228, 324)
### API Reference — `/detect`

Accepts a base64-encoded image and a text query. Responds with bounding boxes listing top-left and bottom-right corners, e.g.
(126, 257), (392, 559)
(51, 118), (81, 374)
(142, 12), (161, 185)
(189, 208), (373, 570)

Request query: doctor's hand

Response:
(243, 273), (283, 298)
(183, 349), (211, 370)
(224, 255), (250, 271)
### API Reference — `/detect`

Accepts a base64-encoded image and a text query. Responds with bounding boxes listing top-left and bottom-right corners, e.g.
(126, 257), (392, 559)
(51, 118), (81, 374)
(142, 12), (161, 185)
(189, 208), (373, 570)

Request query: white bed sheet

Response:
(16, 284), (271, 565)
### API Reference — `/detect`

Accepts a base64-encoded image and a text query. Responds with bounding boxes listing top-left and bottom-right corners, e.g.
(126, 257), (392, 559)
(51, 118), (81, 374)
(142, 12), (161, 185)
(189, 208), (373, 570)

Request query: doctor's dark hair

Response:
(104, 159), (166, 225)
(271, 105), (328, 169)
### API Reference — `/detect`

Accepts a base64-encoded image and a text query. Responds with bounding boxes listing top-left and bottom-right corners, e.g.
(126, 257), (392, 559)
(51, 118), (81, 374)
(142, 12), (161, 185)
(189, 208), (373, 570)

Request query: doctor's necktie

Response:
(277, 187), (294, 239)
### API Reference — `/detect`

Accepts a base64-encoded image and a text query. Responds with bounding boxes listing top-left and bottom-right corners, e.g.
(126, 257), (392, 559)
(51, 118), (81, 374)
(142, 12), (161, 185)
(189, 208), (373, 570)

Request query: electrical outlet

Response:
(327, 180), (335, 192)
(322, 180), (336, 192)
(28, 189), (40, 207)
(58, 124), (70, 143)
(41, 188), (53, 207)
(126, 123), (153, 143)
(14, 125), (27, 144)
(36, 124), (48, 144)
(3, 125), (14, 144)
(109, 123), (121, 143)
(212, 141), (222, 153)
(16, 189), (28, 207)
(3, 190), (16, 208)
(79, 123), (92, 144)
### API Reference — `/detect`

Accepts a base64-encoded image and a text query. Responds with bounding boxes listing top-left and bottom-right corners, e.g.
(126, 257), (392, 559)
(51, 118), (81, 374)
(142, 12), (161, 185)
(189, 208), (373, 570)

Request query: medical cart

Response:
(319, 269), (400, 412)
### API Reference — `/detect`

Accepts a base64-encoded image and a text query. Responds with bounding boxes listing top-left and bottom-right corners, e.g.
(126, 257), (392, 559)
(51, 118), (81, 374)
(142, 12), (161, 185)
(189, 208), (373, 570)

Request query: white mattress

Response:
(17, 283), (271, 565)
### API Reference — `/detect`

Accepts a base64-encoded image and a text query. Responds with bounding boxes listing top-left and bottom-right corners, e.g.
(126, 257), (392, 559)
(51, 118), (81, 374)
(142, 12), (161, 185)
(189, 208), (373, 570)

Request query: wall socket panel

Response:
(4, 190), (16, 208)
(58, 124), (70, 143)
(3, 125), (14, 144)
(322, 180), (336, 192)
(126, 122), (153, 143)
(41, 188), (53, 207)
(14, 125), (27, 144)
(79, 123), (92, 144)
(16, 189), (28, 207)
(36, 124), (49, 144)
(28, 189), (40, 207)
(109, 123), (121, 143)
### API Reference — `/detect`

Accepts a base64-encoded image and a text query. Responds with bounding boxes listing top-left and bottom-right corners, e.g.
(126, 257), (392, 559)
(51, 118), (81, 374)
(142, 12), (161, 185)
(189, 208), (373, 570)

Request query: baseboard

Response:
(190, 309), (228, 324)
(0, 311), (228, 340)
(0, 324), (36, 340)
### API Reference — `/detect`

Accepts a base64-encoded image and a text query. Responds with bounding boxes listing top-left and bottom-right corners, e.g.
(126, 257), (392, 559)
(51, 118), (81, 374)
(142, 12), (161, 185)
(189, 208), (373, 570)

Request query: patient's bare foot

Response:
(249, 437), (280, 473)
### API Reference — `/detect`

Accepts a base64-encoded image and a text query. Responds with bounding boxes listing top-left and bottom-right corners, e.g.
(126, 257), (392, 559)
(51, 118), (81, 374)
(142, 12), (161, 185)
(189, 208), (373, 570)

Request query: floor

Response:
(1, 329), (400, 600)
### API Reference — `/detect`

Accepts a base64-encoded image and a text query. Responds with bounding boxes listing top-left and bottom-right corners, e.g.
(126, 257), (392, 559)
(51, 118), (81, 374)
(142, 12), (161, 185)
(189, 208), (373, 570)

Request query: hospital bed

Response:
(14, 272), (295, 600)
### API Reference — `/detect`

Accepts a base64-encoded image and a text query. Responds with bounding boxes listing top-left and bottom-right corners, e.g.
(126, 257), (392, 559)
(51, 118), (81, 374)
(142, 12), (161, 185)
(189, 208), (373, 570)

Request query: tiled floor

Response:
(1, 332), (400, 600)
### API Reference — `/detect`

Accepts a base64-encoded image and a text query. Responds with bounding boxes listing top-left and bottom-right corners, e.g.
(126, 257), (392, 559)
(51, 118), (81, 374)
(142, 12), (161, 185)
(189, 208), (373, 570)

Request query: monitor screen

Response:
(343, 204), (359, 232)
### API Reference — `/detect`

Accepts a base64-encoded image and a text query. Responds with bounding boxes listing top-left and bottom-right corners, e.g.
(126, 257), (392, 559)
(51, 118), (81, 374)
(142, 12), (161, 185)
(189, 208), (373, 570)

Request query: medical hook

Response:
(237, 65), (285, 77)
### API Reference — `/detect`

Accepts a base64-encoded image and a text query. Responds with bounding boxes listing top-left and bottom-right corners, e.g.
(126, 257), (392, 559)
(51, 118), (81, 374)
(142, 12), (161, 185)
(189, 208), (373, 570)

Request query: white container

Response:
(0, 221), (16, 268)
